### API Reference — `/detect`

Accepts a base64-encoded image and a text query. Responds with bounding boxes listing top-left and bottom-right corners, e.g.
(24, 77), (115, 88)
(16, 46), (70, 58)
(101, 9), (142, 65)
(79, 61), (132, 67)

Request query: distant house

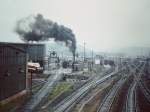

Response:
(0, 44), (27, 102)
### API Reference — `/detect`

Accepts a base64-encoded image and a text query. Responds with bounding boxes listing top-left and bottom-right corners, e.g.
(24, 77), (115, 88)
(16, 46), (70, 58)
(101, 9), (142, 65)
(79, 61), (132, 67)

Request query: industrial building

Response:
(0, 42), (46, 111)
(0, 44), (27, 101)
(0, 42), (46, 67)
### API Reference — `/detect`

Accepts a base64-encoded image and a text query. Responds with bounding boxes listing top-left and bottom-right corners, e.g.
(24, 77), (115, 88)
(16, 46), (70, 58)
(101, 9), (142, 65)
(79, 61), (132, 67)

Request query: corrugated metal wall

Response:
(0, 43), (46, 67)
(0, 45), (27, 101)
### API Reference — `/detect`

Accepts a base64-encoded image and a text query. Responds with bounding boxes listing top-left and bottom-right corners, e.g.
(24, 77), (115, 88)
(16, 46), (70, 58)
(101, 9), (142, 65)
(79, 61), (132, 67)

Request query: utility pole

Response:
(84, 42), (86, 62)
(92, 49), (94, 69)
(62, 52), (64, 60)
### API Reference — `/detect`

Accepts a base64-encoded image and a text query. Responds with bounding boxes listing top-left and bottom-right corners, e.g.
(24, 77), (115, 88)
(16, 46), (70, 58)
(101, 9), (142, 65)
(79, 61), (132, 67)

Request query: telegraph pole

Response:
(84, 42), (86, 62)
(92, 49), (94, 68)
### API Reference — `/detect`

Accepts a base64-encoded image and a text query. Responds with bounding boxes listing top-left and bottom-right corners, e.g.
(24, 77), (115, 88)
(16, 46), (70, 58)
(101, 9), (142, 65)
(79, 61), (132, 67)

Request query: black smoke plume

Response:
(15, 14), (76, 57)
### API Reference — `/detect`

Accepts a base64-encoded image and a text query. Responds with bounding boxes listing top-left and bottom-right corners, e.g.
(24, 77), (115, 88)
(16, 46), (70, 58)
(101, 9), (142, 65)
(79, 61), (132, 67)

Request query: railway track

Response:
(52, 70), (122, 112)
(97, 78), (126, 112)
(132, 62), (150, 103)
(22, 71), (63, 112)
(127, 61), (150, 112)
(125, 81), (137, 112)
(71, 78), (114, 112)
(138, 79), (150, 103)
(96, 63), (139, 112)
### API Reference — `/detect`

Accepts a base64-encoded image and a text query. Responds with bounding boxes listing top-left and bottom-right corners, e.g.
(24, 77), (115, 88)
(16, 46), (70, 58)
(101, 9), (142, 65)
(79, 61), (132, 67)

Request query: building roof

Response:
(0, 44), (26, 53)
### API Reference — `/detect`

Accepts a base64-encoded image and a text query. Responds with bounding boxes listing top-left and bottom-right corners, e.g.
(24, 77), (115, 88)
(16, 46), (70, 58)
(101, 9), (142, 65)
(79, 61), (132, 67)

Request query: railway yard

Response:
(1, 1), (150, 112)
(15, 59), (150, 112)
(1, 52), (150, 112)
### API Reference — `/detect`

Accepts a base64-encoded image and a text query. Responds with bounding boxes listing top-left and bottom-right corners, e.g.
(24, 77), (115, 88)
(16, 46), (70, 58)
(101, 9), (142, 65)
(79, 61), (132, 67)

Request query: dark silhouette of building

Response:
(0, 42), (46, 67)
(0, 44), (27, 101)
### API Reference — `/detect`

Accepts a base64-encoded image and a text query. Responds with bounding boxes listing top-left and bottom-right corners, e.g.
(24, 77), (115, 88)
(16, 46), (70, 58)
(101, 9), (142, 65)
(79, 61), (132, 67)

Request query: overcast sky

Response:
(0, 0), (150, 51)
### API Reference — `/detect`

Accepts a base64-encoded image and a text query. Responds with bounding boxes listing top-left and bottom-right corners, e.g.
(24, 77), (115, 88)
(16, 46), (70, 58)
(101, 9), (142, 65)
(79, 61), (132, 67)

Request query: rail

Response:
(53, 69), (122, 112)
(125, 81), (137, 112)
(97, 78), (126, 112)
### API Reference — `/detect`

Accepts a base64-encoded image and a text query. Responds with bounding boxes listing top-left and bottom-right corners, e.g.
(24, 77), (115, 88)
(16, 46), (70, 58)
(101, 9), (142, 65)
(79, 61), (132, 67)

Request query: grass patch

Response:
(48, 82), (72, 101)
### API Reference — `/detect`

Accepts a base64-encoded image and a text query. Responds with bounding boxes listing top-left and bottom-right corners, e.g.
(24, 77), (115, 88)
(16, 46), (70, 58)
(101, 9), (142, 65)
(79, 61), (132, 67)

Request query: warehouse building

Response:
(0, 42), (46, 67)
(0, 42), (46, 111)
(0, 44), (27, 103)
